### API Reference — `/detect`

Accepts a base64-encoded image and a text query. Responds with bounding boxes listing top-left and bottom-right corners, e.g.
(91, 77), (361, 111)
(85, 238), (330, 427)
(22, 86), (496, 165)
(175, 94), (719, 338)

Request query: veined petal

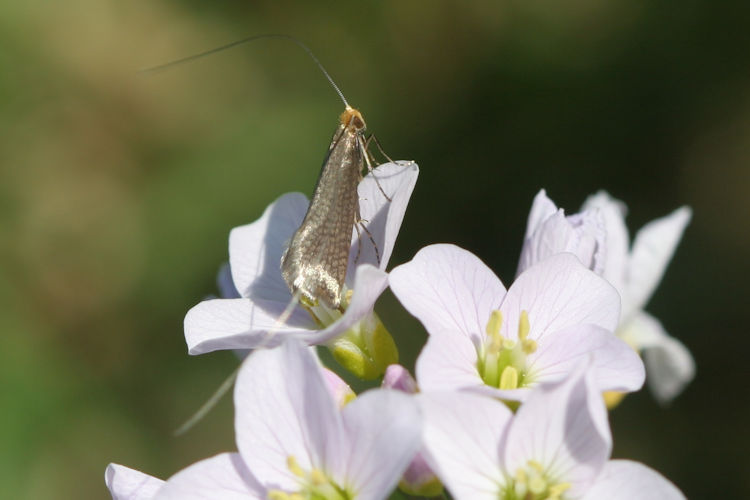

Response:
(517, 191), (606, 277)
(310, 264), (389, 345)
(389, 244), (507, 338)
(624, 206), (691, 319)
(415, 329), (484, 393)
(582, 191), (629, 293)
(419, 391), (512, 500)
(523, 189), (559, 242)
(501, 254), (621, 343)
(621, 312), (695, 404)
(582, 460), (685, 500)
(528, 324), (645, 393)
(504, 364), (611, 498)
(346, 161), (419, 277)
(336, 390), (422, 500)
(105, 463), (164, 500)
(154, 453), (263, 500)
(229, 192), (309, 301)
(184, 298), (315, 354)
(234, 341), (343, 491)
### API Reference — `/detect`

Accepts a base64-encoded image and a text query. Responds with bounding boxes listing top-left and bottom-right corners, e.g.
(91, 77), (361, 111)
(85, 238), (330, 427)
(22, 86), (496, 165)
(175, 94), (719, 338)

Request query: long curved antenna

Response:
(139, 33), (349, 108)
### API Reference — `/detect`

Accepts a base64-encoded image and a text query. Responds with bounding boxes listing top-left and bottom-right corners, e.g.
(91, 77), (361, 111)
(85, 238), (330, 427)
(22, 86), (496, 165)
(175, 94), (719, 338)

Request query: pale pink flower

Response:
(184, 162), (418, 354)
(420, 363), (685, 499)
(389, 244), (644, 402)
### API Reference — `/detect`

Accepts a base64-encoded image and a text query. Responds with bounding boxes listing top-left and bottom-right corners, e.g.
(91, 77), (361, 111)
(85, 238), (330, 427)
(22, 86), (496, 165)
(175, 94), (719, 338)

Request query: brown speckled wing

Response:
(281, 124), (363, 309)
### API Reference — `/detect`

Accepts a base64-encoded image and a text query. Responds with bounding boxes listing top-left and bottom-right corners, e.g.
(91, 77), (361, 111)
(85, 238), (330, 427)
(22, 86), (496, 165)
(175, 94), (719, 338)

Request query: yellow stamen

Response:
(528, 460), (544, 473)
(528, 476), (546, 494)
(268, 490), (290, 500)
(287, 456), (305, 478)
(499, 366), (519, 390)
(518, 310), (530, 340)
(486, 310), (503, 346)
(310, 469), (327, 485)
(548, 482), (572, 499)
(522, 338), (537, 354)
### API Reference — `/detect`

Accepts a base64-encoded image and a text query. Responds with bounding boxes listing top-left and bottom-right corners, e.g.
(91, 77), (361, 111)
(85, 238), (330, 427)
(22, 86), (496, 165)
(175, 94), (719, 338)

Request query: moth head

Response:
(340, 106), (366, 133)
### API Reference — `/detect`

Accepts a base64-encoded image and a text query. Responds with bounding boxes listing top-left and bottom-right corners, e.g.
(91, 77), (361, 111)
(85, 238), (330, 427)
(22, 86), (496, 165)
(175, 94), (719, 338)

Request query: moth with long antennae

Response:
(145, 36), (413, 433)
(144, 34), (391, 314)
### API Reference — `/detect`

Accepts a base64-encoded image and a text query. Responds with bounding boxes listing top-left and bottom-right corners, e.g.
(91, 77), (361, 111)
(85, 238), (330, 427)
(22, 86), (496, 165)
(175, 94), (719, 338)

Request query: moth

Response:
(281, 105), (382, 311)
(142, 34), (388, 311)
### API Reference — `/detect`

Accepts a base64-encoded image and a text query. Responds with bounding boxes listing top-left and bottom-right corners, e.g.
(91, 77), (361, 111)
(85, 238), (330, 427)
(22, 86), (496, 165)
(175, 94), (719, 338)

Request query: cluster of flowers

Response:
(107, 161), (692, 499)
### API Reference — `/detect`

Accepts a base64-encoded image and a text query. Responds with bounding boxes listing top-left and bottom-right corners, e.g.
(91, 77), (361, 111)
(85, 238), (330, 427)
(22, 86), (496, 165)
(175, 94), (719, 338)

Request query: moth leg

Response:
(362, 137), (392, 202)
(357, 218), (381, 266)
(369, 133), (396, 164)
(353, 217), (363, 265)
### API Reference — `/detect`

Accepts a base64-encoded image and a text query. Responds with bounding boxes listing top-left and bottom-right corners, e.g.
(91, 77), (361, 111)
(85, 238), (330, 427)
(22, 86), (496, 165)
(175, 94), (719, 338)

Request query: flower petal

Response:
(582, 191), (630, 292)
(234, 341), (343, 491)
(346, 161), (419, 278)
(105, 463), (164, 500)
(310, 264), (389, 344)
(336, 390), (422, 500)
(184, 298), (315, 354)
(504, 363), (611, 498)
(519, 210), (606, 276)
(229, 192), (309, 301)
(523, 189), (559, 242)
(528, 324), (645, 393)
(419, 391), (512, 500)
(389, 244), (507, 338)
(620, 312), (695, 404)
(216, 263), (241, 299)
(582, 460), (685, 500)
(501, 254), (620, 343)
(415, 329), (484, 393)
(624, 206), (691, 319)
(154, 453), (263, 500)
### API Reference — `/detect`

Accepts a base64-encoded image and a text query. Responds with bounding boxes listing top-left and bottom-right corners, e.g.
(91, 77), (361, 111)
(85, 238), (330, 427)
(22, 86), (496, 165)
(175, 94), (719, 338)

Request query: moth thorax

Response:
(340, 106), (366, 132)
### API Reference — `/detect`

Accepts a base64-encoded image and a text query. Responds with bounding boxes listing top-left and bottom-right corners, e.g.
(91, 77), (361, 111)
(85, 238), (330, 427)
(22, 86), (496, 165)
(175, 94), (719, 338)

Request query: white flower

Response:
(184, 162), (418, 378)
(389, 244), (644, 402)
(583, 191), (693, 403)
(518, 189), (693, 403)
(106, 341), (422, 500)
(420, 362), (686, 500)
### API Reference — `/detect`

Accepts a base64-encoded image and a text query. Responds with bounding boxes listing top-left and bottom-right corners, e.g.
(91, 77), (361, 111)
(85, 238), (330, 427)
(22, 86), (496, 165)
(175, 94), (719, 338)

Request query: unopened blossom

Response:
(106, 340), (422, 500)
(184, 161), (419, 378)
(420, 363), (686, 500)
(518, 190), (694, 403)
(389, 244), (644, 402)
(517, 189), (606, 277)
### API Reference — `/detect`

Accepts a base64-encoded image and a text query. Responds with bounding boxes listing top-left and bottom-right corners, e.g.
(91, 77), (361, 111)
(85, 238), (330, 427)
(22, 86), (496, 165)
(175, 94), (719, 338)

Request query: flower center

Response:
(502, 460), (571, 500)
(477, 310), (537, 390)
(267, 456), (353, 500)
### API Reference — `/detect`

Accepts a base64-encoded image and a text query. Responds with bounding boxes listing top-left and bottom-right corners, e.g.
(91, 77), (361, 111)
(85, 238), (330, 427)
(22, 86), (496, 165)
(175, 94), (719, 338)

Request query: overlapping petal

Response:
(419, 392), (512, 500)
(389, 244), (506, 338)
(336, 390), (422, 500)
(582, 460), (685, 499)
(234, 341), (342, 491)
(154, 453), (263, 500)
(184, 162), (416, 354)
(621, 312), (695, 404)
(517, 190), (606, 277)
(504, 364), (611, 498)
(501, 253), (621, 343)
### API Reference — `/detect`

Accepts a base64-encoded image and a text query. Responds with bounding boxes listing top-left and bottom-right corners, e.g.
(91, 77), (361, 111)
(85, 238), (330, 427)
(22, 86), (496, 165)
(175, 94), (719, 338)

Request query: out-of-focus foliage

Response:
(1, 1), (748, 498)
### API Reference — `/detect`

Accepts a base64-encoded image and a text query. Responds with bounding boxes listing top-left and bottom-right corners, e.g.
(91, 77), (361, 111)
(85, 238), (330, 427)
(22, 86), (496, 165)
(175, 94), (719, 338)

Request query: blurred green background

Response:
(1, 1), (748, 498)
